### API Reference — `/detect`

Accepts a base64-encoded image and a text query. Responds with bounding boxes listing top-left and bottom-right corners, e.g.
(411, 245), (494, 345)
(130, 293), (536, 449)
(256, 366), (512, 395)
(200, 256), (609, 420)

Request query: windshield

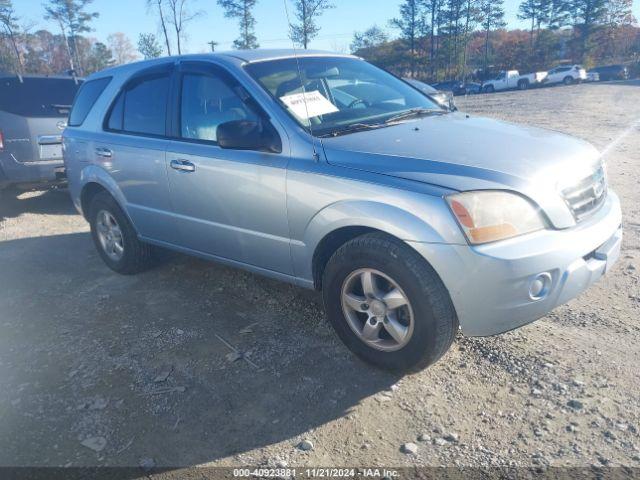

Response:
(245, 56), (442, 137)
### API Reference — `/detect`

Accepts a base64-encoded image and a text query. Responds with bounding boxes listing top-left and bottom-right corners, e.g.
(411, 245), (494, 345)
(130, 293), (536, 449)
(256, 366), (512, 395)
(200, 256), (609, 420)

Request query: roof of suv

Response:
(88, 49), (357, 80)
(0, 73), (81, 81)
(219, 48), (356, 62)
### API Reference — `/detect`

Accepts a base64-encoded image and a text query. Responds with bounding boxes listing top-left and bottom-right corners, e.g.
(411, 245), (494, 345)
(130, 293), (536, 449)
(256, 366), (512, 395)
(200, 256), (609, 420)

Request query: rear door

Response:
(95, 63), (180, 244)
(164, 61), (292, 274)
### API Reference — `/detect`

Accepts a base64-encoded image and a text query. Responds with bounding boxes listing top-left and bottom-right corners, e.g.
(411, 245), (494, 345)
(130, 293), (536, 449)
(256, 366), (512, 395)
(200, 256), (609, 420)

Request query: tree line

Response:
(0, 0), (336, 76)
(1, 0), (637, 80)
(352, 0), (637, 81)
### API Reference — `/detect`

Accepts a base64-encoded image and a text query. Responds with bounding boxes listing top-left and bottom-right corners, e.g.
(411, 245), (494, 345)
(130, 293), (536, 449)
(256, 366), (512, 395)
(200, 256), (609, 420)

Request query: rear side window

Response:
(106, 74), (170, 136)
(0, 77), (82, 117)
(68, 77), (111, 127)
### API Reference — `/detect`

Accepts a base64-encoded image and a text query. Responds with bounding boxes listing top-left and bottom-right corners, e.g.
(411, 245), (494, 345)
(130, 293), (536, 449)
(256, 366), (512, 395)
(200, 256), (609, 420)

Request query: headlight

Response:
(446, 191), (546, 244)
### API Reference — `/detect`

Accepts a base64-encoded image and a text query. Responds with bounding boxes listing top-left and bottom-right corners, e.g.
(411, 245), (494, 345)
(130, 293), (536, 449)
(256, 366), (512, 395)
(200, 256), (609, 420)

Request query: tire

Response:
(518, 79), (529, 90)
(483, 84), (494, 93)
(322, 233), (458, 372)
(563, 76), (574, 85)
(89, 191), (154, 275)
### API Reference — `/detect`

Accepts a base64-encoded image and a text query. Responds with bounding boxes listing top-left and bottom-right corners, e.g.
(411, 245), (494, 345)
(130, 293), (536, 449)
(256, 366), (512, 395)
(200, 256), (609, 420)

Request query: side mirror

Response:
(217, 120), (282, 153)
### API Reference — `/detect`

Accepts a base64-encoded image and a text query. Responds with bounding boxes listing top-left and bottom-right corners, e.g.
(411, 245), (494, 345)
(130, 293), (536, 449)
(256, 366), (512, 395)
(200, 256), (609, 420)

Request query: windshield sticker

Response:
(279, 90), (339, 120)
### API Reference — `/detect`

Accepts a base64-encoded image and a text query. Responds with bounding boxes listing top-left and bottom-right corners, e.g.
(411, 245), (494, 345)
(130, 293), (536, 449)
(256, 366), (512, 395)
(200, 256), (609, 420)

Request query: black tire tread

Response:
(323, 232), (458, 371)
(89, 191), (154, 275)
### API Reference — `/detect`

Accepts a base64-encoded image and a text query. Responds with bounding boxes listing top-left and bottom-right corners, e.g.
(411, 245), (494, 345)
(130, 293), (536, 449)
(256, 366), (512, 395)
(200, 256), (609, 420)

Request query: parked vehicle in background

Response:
(64, 50), (622, 372)
(431, 80), (466, 96)
(461, 82), (482, 95)
(543, 65), (587, 85)
(588, 65), (629, 81)
(0, 74), (82, 191)
(404, 78), (455, 111)
(482, 70), (548, 93)
(586, 71), (600, 82)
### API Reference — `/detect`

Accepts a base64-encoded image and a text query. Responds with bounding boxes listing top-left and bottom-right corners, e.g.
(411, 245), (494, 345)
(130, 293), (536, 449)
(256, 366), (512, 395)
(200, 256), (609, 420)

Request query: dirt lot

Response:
(1, 81), (639, 472)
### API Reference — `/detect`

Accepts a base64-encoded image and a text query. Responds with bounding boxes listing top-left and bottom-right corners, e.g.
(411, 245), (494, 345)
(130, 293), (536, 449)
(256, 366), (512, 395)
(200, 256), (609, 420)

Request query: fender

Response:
(79, 165), (137, 228)
(291, 198), (465, 283)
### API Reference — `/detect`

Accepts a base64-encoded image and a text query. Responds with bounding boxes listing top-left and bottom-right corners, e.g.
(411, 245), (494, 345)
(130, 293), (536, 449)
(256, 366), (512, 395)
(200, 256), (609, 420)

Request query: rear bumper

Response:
(0, 153), (64, 187)
(409, 191), (622, 336)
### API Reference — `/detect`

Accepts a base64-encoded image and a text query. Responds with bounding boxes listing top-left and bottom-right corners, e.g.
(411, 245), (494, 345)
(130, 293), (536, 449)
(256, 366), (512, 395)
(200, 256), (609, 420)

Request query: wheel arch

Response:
(78, 166), (131, 225)
(303, 200), (457, 290)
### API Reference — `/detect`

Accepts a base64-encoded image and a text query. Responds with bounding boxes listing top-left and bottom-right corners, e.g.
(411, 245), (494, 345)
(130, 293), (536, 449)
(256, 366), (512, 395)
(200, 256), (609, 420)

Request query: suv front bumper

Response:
(409, 191), (622, 336)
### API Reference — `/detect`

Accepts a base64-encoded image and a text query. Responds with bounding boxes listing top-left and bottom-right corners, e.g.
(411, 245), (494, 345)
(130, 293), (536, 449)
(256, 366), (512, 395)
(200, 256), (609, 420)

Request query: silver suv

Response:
(63, 50), (622, 371)
(0, 74), (81, 191)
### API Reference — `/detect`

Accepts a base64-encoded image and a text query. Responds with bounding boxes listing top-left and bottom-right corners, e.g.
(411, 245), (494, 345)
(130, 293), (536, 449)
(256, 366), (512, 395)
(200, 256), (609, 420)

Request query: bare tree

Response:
(289, 0), (334, 49)
(107, 32), (138, 64)
(165, 0), (200, 54)
(217, 0), (259, 49)
(43, 0), (98, 75)
(146, 0), (171, 55)
(0, 0), (23, 73)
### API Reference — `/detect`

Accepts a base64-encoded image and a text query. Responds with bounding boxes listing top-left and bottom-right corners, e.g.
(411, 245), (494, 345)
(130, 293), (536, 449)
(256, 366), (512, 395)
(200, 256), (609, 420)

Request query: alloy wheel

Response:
(341, 268), (415, 352)
(96, 210), (124, 262)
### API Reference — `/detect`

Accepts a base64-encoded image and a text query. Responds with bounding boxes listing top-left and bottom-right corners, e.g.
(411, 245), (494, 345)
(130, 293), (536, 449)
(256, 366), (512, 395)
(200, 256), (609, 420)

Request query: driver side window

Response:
(180, 73), (259, 143)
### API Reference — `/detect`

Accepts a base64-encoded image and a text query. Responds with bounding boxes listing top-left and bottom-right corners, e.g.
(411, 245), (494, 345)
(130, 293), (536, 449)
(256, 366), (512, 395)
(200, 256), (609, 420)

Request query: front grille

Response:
(561, 166), (607, 221)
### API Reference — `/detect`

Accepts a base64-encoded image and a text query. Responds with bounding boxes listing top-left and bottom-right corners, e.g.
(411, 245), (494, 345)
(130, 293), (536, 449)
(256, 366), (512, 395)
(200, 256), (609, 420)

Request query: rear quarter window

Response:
(0, 77), (82, 117)
(68, 77), (112, 127)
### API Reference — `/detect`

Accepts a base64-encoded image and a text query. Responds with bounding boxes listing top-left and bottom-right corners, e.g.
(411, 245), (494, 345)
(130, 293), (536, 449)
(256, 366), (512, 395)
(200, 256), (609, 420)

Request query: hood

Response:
(320, 112), (602, 229)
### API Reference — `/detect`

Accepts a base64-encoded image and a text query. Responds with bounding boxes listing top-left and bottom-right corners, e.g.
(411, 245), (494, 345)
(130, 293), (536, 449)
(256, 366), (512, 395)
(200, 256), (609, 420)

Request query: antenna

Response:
(282, 0), (320, 161)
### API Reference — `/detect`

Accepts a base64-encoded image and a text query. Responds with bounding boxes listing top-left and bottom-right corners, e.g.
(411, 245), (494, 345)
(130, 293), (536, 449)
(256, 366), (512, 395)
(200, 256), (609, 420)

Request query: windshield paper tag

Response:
(279, 90), (338, 120)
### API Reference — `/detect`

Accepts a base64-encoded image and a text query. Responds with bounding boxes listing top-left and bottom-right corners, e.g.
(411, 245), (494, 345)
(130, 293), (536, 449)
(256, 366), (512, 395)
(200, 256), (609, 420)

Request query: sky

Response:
(13, 0), (640, 54)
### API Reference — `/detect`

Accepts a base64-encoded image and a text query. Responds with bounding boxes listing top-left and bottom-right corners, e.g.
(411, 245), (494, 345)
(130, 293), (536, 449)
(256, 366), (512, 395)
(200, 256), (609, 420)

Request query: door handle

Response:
(95, 147), (113, 158)
(170, 159), (196, 172)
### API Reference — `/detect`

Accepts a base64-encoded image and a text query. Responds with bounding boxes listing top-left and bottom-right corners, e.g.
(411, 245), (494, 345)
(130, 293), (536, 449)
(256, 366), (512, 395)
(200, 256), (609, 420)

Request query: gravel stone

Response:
(567, 399), (584, 410)
(401, 442), (418, 455)
(298, 439), (314, 451)
(80, 436), (107, 452)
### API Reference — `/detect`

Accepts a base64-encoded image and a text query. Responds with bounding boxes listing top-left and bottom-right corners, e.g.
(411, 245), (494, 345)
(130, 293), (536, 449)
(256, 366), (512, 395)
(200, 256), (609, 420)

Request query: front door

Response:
(165, 62), (292, 275)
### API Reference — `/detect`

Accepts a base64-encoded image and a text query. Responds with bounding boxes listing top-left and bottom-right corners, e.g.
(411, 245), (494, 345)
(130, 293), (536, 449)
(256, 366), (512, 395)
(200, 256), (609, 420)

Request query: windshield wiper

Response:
(384, 108), (445, 125)
(319, 122), (387, 138)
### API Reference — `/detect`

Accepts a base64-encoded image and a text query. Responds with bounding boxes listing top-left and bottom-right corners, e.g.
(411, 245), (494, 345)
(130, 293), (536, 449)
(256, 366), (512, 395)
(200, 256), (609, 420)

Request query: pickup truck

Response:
(482, 70), (548, 93)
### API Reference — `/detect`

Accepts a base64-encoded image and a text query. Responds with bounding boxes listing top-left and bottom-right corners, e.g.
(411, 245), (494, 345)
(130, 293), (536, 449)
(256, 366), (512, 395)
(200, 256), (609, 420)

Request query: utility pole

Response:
(208, 40), (219, 52)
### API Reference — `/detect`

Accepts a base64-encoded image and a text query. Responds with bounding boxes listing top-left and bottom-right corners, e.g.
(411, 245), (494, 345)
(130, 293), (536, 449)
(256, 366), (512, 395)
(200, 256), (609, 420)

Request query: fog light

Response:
(529, 272), (552, 300)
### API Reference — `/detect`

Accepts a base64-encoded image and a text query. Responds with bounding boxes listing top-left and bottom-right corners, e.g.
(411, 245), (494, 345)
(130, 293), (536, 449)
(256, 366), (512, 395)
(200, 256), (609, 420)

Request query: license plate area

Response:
(39, 143), (63, 160)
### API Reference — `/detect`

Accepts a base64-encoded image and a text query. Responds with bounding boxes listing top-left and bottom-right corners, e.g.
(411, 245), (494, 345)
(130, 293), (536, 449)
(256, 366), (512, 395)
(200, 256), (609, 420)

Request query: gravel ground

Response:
(0, 81), (639, 472)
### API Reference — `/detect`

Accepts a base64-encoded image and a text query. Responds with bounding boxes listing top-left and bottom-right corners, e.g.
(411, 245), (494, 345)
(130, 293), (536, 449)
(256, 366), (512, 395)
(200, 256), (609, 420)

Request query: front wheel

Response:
(483, 84), (494, 93)
(518, 80), (529, 90)
(563, 76), (574, 85)
(322, 233), (458, 371)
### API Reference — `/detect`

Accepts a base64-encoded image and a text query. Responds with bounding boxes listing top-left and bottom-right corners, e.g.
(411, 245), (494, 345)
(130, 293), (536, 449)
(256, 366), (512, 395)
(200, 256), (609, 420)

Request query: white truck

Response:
(482, 70), (548, 93)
